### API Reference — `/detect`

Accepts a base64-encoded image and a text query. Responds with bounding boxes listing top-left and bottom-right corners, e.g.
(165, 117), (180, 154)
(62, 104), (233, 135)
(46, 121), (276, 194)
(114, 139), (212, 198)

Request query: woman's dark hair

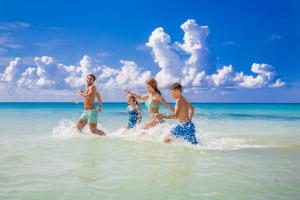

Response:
(145, 78), (161, 96)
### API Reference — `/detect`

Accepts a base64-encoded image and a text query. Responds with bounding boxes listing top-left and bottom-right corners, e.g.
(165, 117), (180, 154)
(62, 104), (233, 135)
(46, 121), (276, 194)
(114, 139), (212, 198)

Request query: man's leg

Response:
(77, 119), (87, 132)
(163, 134), (173, 143)
(89, 123), (106, 136)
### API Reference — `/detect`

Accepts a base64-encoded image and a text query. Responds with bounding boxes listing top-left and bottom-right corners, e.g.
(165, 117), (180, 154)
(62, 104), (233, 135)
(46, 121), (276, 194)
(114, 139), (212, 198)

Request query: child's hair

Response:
(145, 78), (161, 96)
(169, 82), (183, 92)
(129, 95), (139, 105)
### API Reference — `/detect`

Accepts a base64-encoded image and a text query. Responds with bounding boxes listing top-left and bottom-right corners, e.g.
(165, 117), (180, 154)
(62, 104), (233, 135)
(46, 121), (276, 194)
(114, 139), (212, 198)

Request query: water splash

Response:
(52, 119), (275, 150)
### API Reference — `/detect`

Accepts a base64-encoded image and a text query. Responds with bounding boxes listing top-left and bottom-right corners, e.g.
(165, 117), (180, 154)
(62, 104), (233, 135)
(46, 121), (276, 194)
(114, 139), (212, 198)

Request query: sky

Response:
(0, 0), (299, 102)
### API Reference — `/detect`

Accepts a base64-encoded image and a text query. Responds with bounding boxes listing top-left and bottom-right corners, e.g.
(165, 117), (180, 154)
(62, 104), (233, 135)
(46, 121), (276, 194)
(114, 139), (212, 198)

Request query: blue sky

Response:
(0, 0), (299, 102)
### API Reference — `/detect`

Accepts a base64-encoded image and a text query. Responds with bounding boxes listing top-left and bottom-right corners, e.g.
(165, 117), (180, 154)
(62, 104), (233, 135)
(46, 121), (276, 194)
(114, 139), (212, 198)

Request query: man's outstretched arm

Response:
(80, 86), (95, 99)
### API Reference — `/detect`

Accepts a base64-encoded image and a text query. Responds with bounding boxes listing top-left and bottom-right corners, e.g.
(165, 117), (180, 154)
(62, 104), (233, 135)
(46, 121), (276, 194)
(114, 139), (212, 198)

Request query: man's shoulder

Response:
(177, 97), (189, 105)
(88, 85), (96, 90)
(176, 98), (185, 105)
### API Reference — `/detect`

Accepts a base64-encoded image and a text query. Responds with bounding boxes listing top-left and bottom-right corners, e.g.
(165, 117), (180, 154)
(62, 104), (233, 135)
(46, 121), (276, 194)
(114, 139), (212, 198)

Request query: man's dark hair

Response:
(169, 82), (182, 92)
(88, 74), (96, 81)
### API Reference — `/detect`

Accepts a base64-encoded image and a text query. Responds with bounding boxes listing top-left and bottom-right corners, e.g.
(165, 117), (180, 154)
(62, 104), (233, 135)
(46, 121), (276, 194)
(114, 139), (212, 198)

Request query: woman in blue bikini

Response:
(126, 78), (174, 129)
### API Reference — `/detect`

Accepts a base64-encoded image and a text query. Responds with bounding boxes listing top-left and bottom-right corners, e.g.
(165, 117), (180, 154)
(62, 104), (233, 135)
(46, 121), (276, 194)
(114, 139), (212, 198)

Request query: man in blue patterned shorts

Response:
(155, 82), (198, 144)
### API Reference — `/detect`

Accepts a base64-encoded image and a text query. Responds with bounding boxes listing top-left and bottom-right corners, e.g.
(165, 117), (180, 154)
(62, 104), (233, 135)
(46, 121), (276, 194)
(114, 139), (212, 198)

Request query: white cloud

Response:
(0, 35), (23, 49)
(146, 27), (183, 87)
(0, 57), (22, 82)
(193, 71), (206, 87)
(271, 79), (286, 88)
(0, 21), (30, 31)
(59, 56), (151, 90)
(14, 56), (68, 89)
(176, 19), (209, 68)
(209, 65), (233, 86)
(98, 65), (119, 80)
(35, 56), (57, 87)
(146, 19), (210, 88)
(0, 19), (286, 101)
(59, 55), (97, 88)
(103, 60), (151, 89)
(204, 63), (284, 89)
(235, 63), (278, 88)
(17, 67), (36, 88)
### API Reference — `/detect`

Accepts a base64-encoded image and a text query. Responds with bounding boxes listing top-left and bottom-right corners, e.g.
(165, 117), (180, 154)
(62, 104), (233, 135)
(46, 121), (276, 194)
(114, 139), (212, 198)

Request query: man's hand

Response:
(97, 106), (102, 113)
(80, 90), (85, 97)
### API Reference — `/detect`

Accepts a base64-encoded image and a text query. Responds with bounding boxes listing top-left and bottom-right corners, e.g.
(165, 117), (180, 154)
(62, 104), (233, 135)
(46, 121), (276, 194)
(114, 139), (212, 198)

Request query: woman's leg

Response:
(142, 118), (158, 129)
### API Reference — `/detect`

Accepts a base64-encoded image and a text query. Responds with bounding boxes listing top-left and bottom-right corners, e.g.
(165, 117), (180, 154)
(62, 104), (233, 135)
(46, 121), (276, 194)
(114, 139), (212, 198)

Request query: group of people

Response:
(76, 74), (198, 145)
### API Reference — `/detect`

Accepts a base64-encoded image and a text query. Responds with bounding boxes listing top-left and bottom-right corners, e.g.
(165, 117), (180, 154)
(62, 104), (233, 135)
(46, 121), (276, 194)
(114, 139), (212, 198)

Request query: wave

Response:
(196, 112), (300, 121)
(51, 119), (275, 150)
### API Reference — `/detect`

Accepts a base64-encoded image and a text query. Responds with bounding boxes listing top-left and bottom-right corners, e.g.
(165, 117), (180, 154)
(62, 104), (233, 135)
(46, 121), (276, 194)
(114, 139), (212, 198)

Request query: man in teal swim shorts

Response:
(76, 74), (105, 136)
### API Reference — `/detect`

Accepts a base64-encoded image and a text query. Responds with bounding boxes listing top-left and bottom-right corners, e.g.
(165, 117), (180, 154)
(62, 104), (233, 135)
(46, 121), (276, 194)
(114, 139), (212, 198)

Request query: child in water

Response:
(155, 82), (198, 145)
(127, 95), (142, 128)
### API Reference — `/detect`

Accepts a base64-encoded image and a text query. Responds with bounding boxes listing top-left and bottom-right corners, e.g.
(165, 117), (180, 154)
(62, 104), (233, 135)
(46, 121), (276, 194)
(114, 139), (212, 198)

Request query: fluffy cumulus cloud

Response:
(176, 19), (209, 68)
(58, 56), (150, 90)
(17, 67), (36, 88)
(146, 19), (209, 88)
(209, 65), (234, 87)
(0, 19), (285, 101)
(58, 55), (96, 88)
(0, 55), (151, 94)
(233, 63), (283, 88)
(0, 57), (22, 82)
(104, 60), (151, 89)
(146, 27), (183, 87)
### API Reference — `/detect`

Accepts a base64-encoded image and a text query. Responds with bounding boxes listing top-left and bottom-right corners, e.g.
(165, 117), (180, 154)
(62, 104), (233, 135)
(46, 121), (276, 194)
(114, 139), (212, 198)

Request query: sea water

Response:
(0, 103), (299, 199)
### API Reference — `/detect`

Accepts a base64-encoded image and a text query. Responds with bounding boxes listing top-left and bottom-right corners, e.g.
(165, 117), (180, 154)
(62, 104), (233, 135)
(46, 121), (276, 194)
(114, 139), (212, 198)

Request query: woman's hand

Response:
(124, 89), (131, 94)
(154, 113), (162, 120)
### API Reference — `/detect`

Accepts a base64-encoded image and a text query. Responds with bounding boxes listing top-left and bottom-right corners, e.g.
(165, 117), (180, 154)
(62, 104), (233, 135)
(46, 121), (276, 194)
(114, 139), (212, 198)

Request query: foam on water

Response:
(51, 119), (275, 150)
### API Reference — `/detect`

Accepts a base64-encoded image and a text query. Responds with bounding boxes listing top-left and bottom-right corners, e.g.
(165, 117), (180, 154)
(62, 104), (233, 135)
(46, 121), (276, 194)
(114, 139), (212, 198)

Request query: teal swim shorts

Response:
(80, 109), (98, 123)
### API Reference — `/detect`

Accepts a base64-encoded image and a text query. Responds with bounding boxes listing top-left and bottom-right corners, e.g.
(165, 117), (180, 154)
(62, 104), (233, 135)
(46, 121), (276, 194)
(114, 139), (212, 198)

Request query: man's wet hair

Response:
(87, 74), (96, 81)
(169, 82), (183, 92)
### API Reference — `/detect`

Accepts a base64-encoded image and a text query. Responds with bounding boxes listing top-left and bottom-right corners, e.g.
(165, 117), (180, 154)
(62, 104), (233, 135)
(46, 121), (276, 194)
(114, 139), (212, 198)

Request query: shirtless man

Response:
(76, 74), (105, 136)
(155, 82), (198, 144)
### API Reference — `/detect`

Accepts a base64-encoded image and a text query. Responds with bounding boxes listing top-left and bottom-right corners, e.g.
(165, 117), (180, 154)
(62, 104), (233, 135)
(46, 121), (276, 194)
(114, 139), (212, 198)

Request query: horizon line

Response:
(0, 101), (299, 104)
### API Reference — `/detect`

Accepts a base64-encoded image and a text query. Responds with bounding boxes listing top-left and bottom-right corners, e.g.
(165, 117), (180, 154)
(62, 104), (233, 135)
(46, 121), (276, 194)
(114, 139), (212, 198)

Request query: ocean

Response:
(0, 102), (299, 199)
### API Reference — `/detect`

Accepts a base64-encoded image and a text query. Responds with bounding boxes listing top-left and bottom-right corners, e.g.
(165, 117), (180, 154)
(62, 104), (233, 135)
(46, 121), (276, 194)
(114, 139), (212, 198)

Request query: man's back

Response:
(176, 97), (191, 123)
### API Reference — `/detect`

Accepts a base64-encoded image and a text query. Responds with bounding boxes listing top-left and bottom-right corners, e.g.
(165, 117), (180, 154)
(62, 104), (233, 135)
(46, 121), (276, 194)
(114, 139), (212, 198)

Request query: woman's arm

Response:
(125, 89), (148, 101)
(159, 96), (175, 112)
(137, 104), (142, 123)
(160, 100), (180, 119)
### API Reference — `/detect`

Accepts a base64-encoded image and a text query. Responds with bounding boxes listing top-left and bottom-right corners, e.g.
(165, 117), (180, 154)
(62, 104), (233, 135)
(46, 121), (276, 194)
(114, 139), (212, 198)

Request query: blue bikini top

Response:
(128, 107), (139, 116)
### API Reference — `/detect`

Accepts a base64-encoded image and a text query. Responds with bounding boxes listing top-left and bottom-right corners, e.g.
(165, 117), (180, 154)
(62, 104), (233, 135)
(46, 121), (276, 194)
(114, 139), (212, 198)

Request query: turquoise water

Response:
(0, 103), (300, 199)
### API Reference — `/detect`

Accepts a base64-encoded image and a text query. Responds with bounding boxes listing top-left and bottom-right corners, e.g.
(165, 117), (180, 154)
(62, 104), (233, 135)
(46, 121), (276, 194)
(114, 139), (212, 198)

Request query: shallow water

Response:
(0, 103), (300, 199)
